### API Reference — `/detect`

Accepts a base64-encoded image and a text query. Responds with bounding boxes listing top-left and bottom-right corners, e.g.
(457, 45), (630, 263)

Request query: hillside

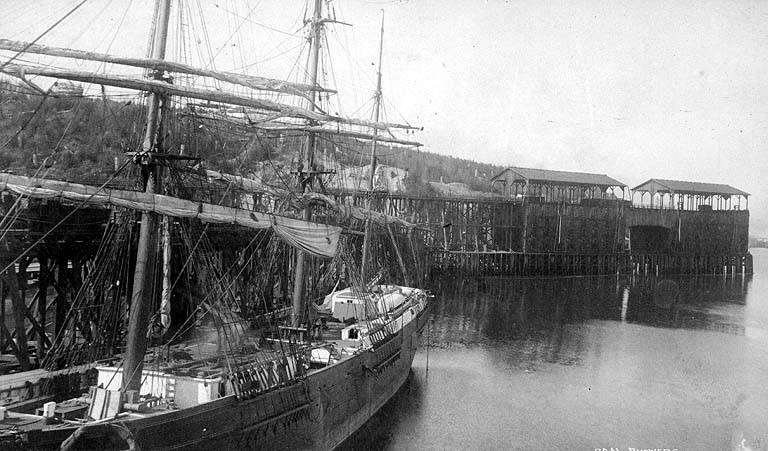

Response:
(0, 87), (505, 196)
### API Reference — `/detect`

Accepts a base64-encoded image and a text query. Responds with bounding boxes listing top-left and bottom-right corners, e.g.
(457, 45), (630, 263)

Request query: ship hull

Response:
(21, 305), (428, 451)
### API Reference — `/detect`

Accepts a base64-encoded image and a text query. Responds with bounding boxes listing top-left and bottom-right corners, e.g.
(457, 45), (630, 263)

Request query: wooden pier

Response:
(430, 250), (752, 277)
(0, 194), (431, 373)
(0, 173), (753, 371)
(334, 181), (752, 278)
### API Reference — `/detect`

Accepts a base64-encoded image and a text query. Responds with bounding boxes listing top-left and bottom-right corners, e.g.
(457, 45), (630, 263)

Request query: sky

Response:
(3, 0), (768, 234)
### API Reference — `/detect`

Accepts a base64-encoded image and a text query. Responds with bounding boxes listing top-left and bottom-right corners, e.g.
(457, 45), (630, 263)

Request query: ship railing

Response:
(230, 354), (301, 400)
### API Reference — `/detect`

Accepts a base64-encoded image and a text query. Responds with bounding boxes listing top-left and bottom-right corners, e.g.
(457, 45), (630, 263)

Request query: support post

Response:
(0, 278), (4, 351)
(55, 257), (68, 336)
(387, 224), (410, 286)
(38, 255), (48, 357)
(2, 257), (30, 370)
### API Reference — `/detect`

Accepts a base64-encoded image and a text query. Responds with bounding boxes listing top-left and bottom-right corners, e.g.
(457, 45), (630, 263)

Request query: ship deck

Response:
(0, 321), (363, 438)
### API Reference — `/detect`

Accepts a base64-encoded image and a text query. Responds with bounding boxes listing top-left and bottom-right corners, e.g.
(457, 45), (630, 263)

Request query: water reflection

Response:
(341, 250), (768, 451)
(428, 272), (752, 350)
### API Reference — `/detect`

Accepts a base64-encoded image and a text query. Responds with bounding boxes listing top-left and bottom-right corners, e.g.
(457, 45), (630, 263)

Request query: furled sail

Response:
(251, 124), (421, 147)
(205, 169), (265, 194)
(204, 169), (422, 230)
(1, 63), (418, 131)
(204, 119), (422, 147)
(1, 63), (328, 122)
(0, 39), (336, 98)
(0, 173), (340, 258)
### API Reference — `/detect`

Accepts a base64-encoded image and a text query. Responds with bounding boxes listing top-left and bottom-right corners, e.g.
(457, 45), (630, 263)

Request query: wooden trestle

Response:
(430, 250), (753, 277)
(0, 198), (109, 373)
(0, 191), (753, 369)
(332, 193), (753, 277)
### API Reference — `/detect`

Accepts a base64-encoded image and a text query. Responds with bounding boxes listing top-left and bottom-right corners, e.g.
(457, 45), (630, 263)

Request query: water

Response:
(341, 248), (768, 451)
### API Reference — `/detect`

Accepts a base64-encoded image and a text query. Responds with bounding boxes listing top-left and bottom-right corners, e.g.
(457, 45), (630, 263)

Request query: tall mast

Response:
(370, 11), (385, 190)
(122, 0), (171, 393)
(291, 0), (324, 328)
(361, 11), (385, 282)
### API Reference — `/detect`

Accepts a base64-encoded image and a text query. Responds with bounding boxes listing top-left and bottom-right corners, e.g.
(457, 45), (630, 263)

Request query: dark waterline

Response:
(341, 249), (768, 450)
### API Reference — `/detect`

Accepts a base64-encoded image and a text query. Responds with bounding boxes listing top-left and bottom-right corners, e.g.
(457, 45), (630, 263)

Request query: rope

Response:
(0, 0), (90, 72)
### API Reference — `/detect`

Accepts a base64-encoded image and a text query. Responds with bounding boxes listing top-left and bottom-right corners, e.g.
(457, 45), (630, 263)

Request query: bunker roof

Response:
(632, 179), (749, 197)
(491, 167), (625, 188)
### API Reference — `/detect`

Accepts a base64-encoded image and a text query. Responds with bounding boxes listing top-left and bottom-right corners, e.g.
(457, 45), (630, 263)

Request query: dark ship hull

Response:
(7, 302), (428, 451)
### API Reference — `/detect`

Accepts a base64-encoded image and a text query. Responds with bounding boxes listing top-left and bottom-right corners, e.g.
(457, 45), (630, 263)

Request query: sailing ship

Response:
(0, 1), (429, 449)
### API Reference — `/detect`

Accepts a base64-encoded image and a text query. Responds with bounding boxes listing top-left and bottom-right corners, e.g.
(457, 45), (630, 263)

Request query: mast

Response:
(122, 0), (171, 393)
(291, 0), (324, 328)
(361, 11), (385, 282)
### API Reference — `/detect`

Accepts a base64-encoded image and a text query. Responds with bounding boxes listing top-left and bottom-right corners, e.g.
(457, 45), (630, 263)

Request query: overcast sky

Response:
(4, 0), (768, 234)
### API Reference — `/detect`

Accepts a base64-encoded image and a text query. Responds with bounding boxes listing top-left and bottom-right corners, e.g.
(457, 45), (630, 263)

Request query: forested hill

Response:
(372, 145), (503, 195)
(0, 85), (144, 184)
(0, 86), (505, 195)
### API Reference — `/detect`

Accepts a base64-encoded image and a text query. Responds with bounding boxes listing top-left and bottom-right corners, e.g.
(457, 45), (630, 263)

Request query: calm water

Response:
(341, 248), (768, 451)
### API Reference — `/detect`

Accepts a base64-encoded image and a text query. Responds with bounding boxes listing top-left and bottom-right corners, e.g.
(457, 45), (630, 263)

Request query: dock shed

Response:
(632, 179), (749, 211)
(490, 166), (626, 204)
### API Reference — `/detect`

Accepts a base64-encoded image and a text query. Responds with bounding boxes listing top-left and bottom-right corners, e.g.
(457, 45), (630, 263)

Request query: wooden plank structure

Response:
(429, 250), (752, 277)
(333, 169), (752, 278)
(0, 169), (752, 370)
(0, 196), (109, 373)
(0, 188), (432, 371)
